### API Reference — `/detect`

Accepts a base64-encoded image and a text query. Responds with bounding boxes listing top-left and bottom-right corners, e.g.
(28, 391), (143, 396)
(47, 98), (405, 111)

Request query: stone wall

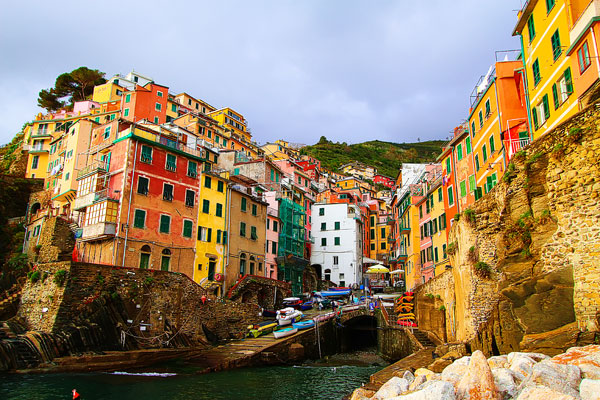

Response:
(36, 217), (75, 263)
(414, 270), (455, 342)
(446, 104), (600, 356)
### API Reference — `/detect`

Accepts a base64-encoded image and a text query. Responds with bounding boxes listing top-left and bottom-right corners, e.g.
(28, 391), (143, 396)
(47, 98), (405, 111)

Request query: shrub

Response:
(567, 127), (583, 142)
(454, 213), (461, 222)
(525, 152), (543, 167)
(474, 261), (492, 278)
(144, 276), (155, 286)
(439, 305), (446, 312)
(468, 246), (478, 263)
(552, 143), (565, 157)
(514, 150), (526, 160)
(7, 253), (28, 271)
(435, 294), (441, 300)
(28, 270), (41, 283)
(96, 273), (105, 284)
(425, 293), (434, 299)
(447, 242), (457, 255)
(517, 211), (532, 228)
(54, 269), (67, 286)
(463, 209), (476, 224)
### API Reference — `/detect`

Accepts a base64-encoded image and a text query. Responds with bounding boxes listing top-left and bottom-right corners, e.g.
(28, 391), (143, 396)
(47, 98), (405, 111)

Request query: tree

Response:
(37, 67), (107, 111)
(317, 136), (329, 145)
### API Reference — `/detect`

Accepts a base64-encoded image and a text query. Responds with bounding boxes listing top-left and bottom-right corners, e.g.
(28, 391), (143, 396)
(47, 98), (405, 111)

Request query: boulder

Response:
(509, 355), (536, 379)
(579, 378), (600, 400)
(519, 360), (581, 398)
(492, 368), (518, 400)
(443, 351), (464, 361)
(507, 352), (548, 364)
(455, 350), (501, 399)
(442, 356), (471, 387)
(371, 377), (409, 400)
(350, 387), (374, 400)
(552, 344), (600, 379)
(388, 380), (456, 400)
(408, 374), (427, 392)
(516, 385), (577, 400)
(414, 368), (436, 381)
(402, 370), (415, 385)
(430, 358), (454, 373)
(488, 355), (509, 369)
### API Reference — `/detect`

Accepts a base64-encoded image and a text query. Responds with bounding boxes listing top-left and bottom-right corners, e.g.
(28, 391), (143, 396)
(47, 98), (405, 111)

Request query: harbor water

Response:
(0, 350), (386, 400)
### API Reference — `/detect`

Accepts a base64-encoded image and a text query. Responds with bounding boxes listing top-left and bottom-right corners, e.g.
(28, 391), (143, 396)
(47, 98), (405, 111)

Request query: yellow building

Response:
(174, 92), (216, 115)
(514, 0), (579, 140)
(92, 81), (125, 103)
(261, 142), (289, 160)
(23, 119), (53, 180)
(428, 181), (450, 277)
(194, 171), (229, 294)
(207, 107), (251, 143)
(335, 177), (363, 191)
(396, 192), (421, 291)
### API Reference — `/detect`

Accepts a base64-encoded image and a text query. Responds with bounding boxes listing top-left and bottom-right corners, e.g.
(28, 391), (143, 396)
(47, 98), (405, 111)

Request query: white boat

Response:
(273, 327), (298, 339)
(276, 308), (303, 326)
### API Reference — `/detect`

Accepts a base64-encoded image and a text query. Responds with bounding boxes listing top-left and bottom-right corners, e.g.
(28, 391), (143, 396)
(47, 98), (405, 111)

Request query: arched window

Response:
(30, 202), (41, 217)
(249, 256), (256, 275)
(139, 245), (151, 269)
(324, 269), (331, 282)
(239, 253), (247, 276)
(161, 248), (171, 271)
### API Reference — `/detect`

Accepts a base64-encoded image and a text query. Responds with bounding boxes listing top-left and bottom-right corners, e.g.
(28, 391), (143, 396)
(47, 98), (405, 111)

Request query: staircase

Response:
(412, 329), (436, 348)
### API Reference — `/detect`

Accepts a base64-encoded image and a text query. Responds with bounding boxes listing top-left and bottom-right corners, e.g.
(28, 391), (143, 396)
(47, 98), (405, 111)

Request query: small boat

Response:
(248, 321), (278, 338)
(299, 300), (314, 311)
(273, 327), (298, 339)
(293, 320), (315, 330)
(276, 308), (303, 326)
(329, 287), (351, 291)
(261, 309), (277, 318)
(317, 290), (351, 297)
(313, 312), (335, 322)
(248, 320), (277, 330)
(282, 297), (302, 308)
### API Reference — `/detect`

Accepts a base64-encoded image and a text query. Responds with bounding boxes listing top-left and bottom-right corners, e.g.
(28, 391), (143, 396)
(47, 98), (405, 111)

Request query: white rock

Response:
(553, 344), (600, 380)
(456, 350), (501, 399)
(516, 385), (577, 400)
(402, 370), (415, 385)
(408, 374), (427, 392)
(488, 355), (509, 369)
(492, 368), (518, 400)
(442, 356), (471, 387)
(508, 352), (548, 365)
(414, 368), (435, 381)
(579, 378), (600, 400)
(350, 387), (373, 400)
(510, 355), (536, 379)
(388, 380), (456, 400)
(371, 377), (409, 400)
(519, 360), (581, 398)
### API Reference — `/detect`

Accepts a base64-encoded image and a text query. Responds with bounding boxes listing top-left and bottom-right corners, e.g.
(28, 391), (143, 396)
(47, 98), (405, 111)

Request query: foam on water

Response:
(110, 371), (177, 377)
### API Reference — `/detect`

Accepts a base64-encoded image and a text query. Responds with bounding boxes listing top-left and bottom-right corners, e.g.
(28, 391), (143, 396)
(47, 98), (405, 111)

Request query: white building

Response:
(310, 203), (363, 287)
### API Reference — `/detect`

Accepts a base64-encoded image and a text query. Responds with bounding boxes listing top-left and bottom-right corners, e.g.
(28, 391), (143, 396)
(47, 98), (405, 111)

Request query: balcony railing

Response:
(77, 161), (108, 180)
(507, 137), (531, 160)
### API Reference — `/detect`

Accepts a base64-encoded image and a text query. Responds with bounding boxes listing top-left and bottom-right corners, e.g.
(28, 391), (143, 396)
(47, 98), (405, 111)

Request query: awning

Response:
(362, 256), (379, 264)
(366, 265), (389, 273)
(389, 269), (405, 275)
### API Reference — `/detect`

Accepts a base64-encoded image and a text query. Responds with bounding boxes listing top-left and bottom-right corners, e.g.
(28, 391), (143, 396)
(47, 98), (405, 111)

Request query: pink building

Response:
(264, 191), (280, 279)
(417, 194), (434, 283)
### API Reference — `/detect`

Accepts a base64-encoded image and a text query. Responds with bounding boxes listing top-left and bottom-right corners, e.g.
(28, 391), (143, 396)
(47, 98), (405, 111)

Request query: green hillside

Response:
(299, 138), (446, 178)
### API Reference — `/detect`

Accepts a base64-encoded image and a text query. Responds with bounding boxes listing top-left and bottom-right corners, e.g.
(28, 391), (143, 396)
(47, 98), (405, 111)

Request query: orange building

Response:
(121, 83), (169, 125)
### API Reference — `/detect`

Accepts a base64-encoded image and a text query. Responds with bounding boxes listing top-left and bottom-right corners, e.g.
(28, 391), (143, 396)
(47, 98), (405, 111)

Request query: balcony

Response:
(387, 234), (395, 243)
(507, 137), (531, 160)
(77, 161), (108, 180)
(27, 144), (47, 153)
(73, 188), (116, 211)
(400, 224), (410, 234)
(267, 207), (278, 217)
(81, 221), (117, 240)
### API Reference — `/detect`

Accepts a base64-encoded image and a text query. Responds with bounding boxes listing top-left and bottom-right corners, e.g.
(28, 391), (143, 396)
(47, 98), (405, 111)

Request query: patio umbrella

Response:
(366, 265), (390, 274)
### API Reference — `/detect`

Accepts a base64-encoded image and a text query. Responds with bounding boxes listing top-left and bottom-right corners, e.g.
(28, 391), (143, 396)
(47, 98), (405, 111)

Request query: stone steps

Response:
(412, 329), (436, 347)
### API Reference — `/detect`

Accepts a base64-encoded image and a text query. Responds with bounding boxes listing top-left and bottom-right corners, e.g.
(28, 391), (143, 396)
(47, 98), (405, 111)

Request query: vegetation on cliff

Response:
(37, 66), (106, 111)
(300, 137), (445, 178)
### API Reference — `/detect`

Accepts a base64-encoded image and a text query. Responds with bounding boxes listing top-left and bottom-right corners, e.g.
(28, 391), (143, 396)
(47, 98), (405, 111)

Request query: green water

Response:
(0, 354), (384, 400)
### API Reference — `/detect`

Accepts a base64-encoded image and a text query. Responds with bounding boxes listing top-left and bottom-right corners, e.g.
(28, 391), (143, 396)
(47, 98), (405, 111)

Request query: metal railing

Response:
(507, 137), (531, 159)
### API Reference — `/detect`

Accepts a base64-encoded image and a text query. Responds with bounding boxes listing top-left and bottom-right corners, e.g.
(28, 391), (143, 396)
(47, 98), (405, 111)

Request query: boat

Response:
(282, 297), (302, 308)
(273, 327), (298, 339)
(261, 309), (277, 318)
(299, 300), (314, 311)
(313, 312), (335, 322)
(340, 304), (361, 312)
(247, 320), (277, 330)
(248, 321), (278, 338)
(276, 308), (303, 326)
(317, 290), (351, 297)
(329, 287), (351, 291)
(292, 320), (315, 330)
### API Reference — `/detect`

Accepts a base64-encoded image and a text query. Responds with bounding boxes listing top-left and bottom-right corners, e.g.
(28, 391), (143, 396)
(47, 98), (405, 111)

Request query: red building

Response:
(374, 174), (395, 189)
(120, 82), (169, 125)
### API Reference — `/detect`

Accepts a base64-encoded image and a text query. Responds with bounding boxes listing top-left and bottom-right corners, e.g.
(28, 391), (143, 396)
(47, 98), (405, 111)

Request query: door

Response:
(208, 260), (216, 281)
(139, 253), (150, 269)
(161, 255), (170, 271)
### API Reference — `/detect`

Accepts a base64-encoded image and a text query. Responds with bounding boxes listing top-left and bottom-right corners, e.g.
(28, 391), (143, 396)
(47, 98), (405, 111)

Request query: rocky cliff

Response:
(419, 104), (600, 356)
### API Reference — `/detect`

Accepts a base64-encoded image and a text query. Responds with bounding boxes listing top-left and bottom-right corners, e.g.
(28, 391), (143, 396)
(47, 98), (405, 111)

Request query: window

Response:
(271, 241), (277, 254)
(241, 197), (247, 212)
(185, 189), (195, 207)
(171, 104), (177, 113)
(485, 99), (491, 117)
(166, 154), (176, 172)
(532, 59), (541, 86)
(139, 245), (150, 269)
(183, 220), (193, 238)
(334, 237), (340, 246)
(104, 126), (111, 140)
(134, 209), (146, 228)
(163, 183), (173, 201)
(252, 204), (257, 216)
(552, 67), (573, 109)
(478, 110), (483, 128)
(371, 243), (375, 251)
(335, 221), (340, 230)
(457, 143), (463, 161)
(465, 137), (472, 154)
(155, 102), (162, 111)
(141, 145), (152, 163)
(419, 205), (423, 219)
(217, 180), (224, 192)
(157, 90), (163, 97)
(460, 180), (467, 198)
(31, 155), (39, 169)
(370, 228), (375, 238)
(475, 154), (480, 171)
(187, 161), (197, 178)
(546, 0), (555, 13)
(527, 15), (535, 42)
(137, 176), (149, 195)
(434, 247), (439, 263)
(490, 135), (496, 153)
(204, 176), (211, 188)
(333, 256), (338, 265)
(438, 188), (443, 203)
(159, 215), (170, 233)
(482, 144), (488, 163)
(321, 222), (326, 231)
(154, 117), (159, 124)
(443, 244), (447, 259)
(124, 108), (129, 117)
(578, 42), (591, 74)
(202, 199), (210, 213)
(216, 203), (223, 217)
(321, 237), (327, 246)
(447, 185), (454, 206)
(65, 172), (70, 181)
(125, 93), (131, 103)
(319, 208), (324, 216)
(533, 94), (550, 129)
(251, 226), (257, 240)
(381, 227), (385, 237)
(468, 175), (476, 193)
(551, 29), (561, 60)
(240, 222), (246, 237)
(445, 157), (451, 174)
(380, 242), (386, 250)
(273, 221), (278, 232)
(471, 121), (476, 137)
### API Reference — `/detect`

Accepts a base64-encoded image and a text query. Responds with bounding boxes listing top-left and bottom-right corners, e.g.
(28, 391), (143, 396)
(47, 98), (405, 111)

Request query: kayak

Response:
(292, 320), (315, 330)
(273, 327), (298, 339)
(313, 312), (335, 322)
(300, 300), (314, 311)
(248, 322), (278, 338)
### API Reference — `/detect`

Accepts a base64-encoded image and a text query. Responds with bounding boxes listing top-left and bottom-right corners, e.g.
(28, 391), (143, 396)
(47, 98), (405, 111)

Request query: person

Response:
(72, 389), (81, 399)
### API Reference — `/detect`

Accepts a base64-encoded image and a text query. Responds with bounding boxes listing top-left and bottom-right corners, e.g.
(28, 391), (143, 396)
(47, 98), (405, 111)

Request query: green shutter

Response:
(457, 144), (463, 161)
(528, 16), (535, 42)
(251, 226), (257, 240)
(203, 199), (210, 213)
(489, 135), (495, 153)
(207, 228), (212, 242)
(564, 67), (573, 94)
(532, 107), (539, 130)
(134, 210), (145, 228)
(241, 197), (247, 211)
(466, 137), (472, 154)
(552, 83), (559, 109)
(217, 180), (224, 192)
(335, 221), (340, 230)
(160, 215), (170, 233)
(543, 94), (550, 120)
(468, 175), (476, 192)
(223, 231), (228, 244)
(334, 237), (340, 245)
(183, 220), (193, 238)
(240, 222), (246, 236)
(460, 181), (467, 198)
(216, 203), (223, 217)
(445, 158), (451, 174)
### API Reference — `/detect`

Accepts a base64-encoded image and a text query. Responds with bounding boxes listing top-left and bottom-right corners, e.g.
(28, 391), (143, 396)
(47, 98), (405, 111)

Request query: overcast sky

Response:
(0, 0), (525, 146)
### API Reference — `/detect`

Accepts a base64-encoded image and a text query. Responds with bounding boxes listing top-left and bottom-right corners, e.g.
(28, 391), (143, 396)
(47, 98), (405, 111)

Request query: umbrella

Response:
(366, 265), (390, 274)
